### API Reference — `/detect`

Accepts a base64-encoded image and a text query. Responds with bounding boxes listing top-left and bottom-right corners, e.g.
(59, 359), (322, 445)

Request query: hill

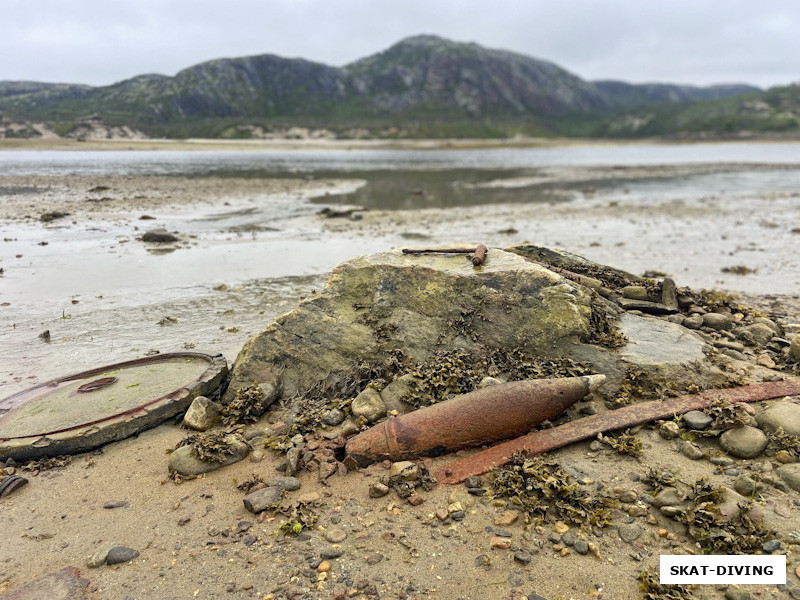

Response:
(0, 35), (790, 139)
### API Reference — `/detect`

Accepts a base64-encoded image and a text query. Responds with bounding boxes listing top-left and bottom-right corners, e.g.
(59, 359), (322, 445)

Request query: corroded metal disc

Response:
(0, 352), (227, 460)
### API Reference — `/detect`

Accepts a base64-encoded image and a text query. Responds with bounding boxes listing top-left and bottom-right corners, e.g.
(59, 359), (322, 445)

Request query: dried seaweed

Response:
(765, 426), (800, 458)
(597, 429), (643, 457)
(491, 454), (616, 527)
(174, 431), (242, 463)
(18, 455), (73, 472)
(237, 474), (265, 493)
(699, 397), (751, 435)
(221, 381), (265, 426)
(637, 569), (694, 600)
(641, 467), (677, 494)
(586, 296), (628, 348)
(275, 501), (319, 536)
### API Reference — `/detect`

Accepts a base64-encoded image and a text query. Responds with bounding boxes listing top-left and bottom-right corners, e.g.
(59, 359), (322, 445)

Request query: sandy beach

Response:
(2, 140), (800, 600)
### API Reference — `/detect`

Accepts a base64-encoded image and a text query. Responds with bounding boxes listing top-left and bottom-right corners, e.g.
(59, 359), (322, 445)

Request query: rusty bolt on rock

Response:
(345, 374), (604, 467)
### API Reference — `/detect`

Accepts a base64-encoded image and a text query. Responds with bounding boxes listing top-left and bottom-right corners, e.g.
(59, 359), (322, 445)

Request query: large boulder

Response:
(226, 248), (597, 400)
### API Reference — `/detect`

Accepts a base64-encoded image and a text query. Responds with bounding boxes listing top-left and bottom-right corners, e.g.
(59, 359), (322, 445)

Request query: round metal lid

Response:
(0, 352), (227, 460)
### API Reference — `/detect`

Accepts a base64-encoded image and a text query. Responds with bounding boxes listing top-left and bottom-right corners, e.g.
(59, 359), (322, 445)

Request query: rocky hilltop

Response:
(0, 34), (774, 139)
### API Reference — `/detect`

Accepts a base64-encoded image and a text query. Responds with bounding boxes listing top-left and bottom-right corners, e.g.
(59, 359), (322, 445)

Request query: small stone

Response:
(756, 353), (777, 368)
(182, 396), (222, 431)
(490, 536), (512, 549)
(243, 486), (282, 514)
(622, 286), (650, 301)
(407, 494), (424, 506)
(776, 450), (798, 464)
(574, 540), (589, 555)
(723, 349), (748, 361)
(297, 491), (320, 503)
(321, 548), (344, 559)
(318, 561), (332, 573)
(682, 314), (703, 330)
(756, 400), (800, 436)
(660, 506), (683, 518)
(249, 449), (264, 463)
(351, 388), (386, 424)
(553, 521), (569, 534)
(450, 510), (465, 521)
(776, 463), (800, 492)
(322, 409), (346, 426)
(38, 330), (51, 342)
(142, 229), (179, 243)
(105, 546), (139, 565)
(494, 528), (512, 538)
(683, 411), (713, 430)
(703, 312), (734, 331)
(513, 550), (532, 565)
(464, 476), (482, 488)
(324, 528), (348, 543)
(659, 421), (681, 440)
(720, 426), (768, 459)
(790, 334), (800, 361)
(561, 531), (576, 546)
(618, 523), (642, 543)
(651, 488), (683, 508)
(368, 483), (390, 498)
(681, 441), (705, 460)
(747, 323), (778, 345)
(435, 508), (449, 521)
(710, 455), (734, 466)
(494, 510), (519, 526)
(733, 476), (758, 497)
(388, 461), (418, 480)
(365, 553), (383, 565)
(618, 490), (638, 504)
(268, 477), (301, 491)
(102, 500), (129, 509)
(661, 277), (678, 309)
(87, 542), (118, 568)
(762, 539), (781, 553)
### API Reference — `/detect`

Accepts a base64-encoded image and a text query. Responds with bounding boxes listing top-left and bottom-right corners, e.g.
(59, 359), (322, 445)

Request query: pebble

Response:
(703, 312), (734, 331)
(321, 548), (344, 559)
(243, 486), (282, 514)
(553, 522), (569, 534)
(450, 510), (465, 521)
(682, 314), (703, 330)
(622, 286), (650, 301)
(561, 531), (576, 546)
(790, 333), (800, 361)
(268, 477), (301, 491)
(141, 229), (179, 243)
(105, 546), (139, 565)
(762, 540), (782, 553)
(659, 421), (681, 440)
(477, 376), (502, 389)
(435, 508), (449, 521)
(618, 490), (638, 504)
(464, 476), (482, 488)
(618, 523), (643, 543)
(756, 400), (800, 436)
(710, 455), (734, 467)
(317, 561), (332, 572)
(365, 553), (383, 565)
(351, 388), (387, 424)
(574, 540), (590, 555)
(490, 536), (512, 549)
(661, 278), (678, 309)
(513, 550), (532, 565)
(324, 528), (348, 543)
(660, 506), (683, 518)
(249, 449), (264, 463)
(681, 441), (705, 460)
(651, 488), (683, 508)
(182, 396), (222, 431)
(388, 461), (418, 480)
(102, 500), (129, 509)
(720, 426), (768, 459)
(369, 483), (390, 498)
(321, 409), (346, 426)
(733, 476), (758, 497)
(756, 353), (777, 368)
(776, 463), (800, 492)
(494, 529), (512, 538)
(683, 410), (713, 430)
(87, 541), (118, 568)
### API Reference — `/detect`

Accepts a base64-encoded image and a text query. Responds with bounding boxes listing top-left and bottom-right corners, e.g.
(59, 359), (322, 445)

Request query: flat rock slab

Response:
(2, 567), (89, 600)
(619, 313), (706, 366)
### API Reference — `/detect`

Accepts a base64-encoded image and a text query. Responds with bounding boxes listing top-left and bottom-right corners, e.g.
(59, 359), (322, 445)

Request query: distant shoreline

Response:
(1, 135), (799, 152)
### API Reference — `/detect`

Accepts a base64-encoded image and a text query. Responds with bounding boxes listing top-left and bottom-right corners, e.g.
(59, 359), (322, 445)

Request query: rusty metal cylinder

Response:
(345, 374), (604, 466)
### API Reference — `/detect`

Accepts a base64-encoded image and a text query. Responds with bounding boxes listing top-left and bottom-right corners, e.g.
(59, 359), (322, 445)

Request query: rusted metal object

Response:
(345, 374), (604, 467)
(436, 377), (800, 484)
(472, 244), (488, 266)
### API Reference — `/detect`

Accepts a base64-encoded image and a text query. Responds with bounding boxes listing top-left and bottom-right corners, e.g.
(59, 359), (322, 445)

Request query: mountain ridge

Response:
(0, 34), (790, 139)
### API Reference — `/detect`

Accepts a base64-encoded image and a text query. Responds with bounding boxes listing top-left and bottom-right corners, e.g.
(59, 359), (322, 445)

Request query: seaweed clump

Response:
(275, 500), (320, 536)
(221, 381), (265, 426)
(697, 397), (751, 436)
(596, 429), (643, 457)
(586, 294), (627, 348)
(174, 431), (242, 463)
(765, 426), (800, 459)
(637, 569), (694, 600)
(673, 478), (775, 554)
(640, 467), (677, 494)
(491, 454), (616, 528)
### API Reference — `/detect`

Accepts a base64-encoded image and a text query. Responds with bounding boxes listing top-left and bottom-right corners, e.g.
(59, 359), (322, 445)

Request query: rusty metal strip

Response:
(435, 377), (800, 485)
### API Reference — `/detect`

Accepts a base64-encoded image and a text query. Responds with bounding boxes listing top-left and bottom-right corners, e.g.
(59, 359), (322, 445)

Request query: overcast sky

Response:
(2, 0), (798, 89)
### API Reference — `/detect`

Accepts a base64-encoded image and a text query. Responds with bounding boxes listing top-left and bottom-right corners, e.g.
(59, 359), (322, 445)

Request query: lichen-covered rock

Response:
(226, 248), (595, 400)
